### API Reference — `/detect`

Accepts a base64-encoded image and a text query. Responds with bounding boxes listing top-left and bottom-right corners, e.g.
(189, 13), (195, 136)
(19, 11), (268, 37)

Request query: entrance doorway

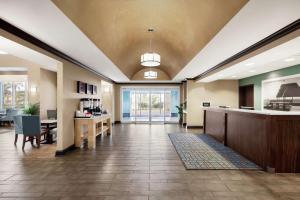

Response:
(121, 87), (180, 123)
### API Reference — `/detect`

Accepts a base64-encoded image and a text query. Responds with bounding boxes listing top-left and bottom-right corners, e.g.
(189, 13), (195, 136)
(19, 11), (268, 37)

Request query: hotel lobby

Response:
(0, 0), (300, 199)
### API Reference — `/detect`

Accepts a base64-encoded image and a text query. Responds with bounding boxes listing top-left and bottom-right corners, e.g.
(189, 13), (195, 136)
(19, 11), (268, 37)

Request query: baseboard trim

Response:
(186, 125), (203, 129)
(114, 121), (121, 124)
(55, 144), (76, 156)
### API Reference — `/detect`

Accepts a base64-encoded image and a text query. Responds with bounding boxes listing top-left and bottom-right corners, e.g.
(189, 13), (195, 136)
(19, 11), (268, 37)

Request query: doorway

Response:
(239, 84), (254, 109)
(121, 87), (180, 123)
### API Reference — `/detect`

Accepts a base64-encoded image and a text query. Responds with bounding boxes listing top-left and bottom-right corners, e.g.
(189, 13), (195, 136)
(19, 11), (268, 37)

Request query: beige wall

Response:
(62, 62), (104, 149)
(101, 81), (114, 121)
(186, 80), (239, 126)
(40, 69), (57, 119)
(114, 84), (120, 122)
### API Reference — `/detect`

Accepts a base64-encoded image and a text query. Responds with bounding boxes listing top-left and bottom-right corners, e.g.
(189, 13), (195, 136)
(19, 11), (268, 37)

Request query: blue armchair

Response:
(0, 109), (22, 126)
(13, 115), (44, 150)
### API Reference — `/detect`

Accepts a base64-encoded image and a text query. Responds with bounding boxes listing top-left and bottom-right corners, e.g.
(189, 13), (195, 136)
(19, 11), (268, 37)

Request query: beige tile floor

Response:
(0, 124), (299, 200)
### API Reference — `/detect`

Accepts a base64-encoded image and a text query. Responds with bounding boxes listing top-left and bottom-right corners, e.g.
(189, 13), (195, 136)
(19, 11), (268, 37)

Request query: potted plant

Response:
(176, 103), (184, 125)
(23, 103), (40, 115)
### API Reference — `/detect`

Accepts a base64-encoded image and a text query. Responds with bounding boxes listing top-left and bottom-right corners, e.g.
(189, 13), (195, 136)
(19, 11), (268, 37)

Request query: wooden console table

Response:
(74, 114), (112, 149)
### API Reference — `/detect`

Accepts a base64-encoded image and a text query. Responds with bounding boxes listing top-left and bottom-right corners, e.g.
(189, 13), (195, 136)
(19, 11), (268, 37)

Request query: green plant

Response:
(176, 103), (184, 123)
(23, 103), (40, 115)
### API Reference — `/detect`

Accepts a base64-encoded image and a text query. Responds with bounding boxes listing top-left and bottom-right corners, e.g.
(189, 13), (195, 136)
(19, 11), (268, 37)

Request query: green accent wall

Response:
(239, 64), (300, 110)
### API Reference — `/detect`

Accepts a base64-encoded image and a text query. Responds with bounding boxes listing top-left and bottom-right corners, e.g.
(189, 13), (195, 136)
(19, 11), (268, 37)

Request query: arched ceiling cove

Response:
(52, 0), (248, 80)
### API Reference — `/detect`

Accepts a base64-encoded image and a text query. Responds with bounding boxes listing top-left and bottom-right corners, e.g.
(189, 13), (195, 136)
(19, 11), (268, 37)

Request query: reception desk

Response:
(203, 107), (300, 173)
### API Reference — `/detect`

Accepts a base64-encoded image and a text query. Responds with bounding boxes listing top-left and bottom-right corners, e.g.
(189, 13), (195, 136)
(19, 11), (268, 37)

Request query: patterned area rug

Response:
(168, 133), (261, 170)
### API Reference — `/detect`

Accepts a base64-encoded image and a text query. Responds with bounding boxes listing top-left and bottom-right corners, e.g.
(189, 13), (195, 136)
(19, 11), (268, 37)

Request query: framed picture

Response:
(86, 84), (93, 95)
(92, 85), (97, 95)
(77, 81), (86, 94)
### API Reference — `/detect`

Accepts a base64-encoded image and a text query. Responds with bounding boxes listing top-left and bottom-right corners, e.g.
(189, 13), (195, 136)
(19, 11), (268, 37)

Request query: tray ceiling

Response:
(52, 0), (248, 80)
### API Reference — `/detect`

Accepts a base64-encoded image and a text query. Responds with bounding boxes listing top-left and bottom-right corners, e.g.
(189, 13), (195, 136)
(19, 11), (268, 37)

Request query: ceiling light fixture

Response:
(231, 75), (237, 78)
(284, 57), (295, 62)
(141, 28), (160, 67)
(0, 50), (8, 55)
(144, 69), (157, 79)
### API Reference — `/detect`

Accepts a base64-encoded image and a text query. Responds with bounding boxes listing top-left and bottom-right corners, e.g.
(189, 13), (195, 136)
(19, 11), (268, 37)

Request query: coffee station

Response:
(74, 82), (112, 149)
(76, 98), (107, 118)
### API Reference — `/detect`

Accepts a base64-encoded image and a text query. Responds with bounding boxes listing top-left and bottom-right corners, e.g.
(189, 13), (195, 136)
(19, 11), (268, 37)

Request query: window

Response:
(3, 82), (13, 109)
(14, 82), (26, 109)
(0, 81), (27, 110)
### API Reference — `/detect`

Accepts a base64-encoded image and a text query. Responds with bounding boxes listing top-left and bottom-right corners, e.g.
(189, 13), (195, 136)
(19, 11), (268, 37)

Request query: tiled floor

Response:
(0, 124), (300, 200)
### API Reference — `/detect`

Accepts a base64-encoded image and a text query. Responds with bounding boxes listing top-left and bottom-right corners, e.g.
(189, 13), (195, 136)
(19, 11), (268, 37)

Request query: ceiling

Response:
(0, 0), (129, 82)
(200, 35), (300, 82)
(51, 0), (248, 79)
(174, 0), (300, 81)
(1, 0), (299, 83)
(0, 36), (59, 72)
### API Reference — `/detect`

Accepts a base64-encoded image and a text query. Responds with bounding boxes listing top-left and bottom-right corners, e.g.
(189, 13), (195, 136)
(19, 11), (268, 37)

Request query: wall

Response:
(62, 62), (103, 150)
(186, 80), (239, 126)
(101, 81), (114, 121)
(239, 64), (300, 110)
(40, 69), (57, 119)
(114, 84), (121, 122)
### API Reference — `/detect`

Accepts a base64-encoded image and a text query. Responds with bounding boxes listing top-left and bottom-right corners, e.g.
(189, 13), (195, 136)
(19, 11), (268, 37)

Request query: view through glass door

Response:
(150, 90), (164, 122)
(121, 87), (179, 123)
(134, 90), (150, 122)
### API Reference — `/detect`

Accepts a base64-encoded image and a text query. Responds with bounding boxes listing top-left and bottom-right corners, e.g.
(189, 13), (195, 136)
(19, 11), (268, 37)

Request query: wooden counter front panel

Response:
(204, 110), (226, 144)
(226, 112), (268, 169)
(271, 116), (300, 173)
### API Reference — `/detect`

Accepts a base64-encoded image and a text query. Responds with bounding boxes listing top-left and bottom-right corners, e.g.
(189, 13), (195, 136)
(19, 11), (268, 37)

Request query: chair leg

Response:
(22, 136), (26, 150)
(14, 134), (18, 145)
(30, 137), (34, 147)
(36, 135), (41, 148)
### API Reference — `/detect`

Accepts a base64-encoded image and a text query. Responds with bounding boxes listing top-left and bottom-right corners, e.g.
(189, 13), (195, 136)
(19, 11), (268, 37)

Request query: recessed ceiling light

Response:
(245, 62), (254, 66)
(218, 74), (224, 77)
(249, 69), (256, 73)
(231, 75), (237, 78)
(0, 50), (8, 55)
(284, 58), (295, 62)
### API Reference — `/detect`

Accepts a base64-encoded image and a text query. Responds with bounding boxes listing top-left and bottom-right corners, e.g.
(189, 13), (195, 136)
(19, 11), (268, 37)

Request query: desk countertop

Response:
(74, 114), (111, 120)
(202, 106), (300, 116)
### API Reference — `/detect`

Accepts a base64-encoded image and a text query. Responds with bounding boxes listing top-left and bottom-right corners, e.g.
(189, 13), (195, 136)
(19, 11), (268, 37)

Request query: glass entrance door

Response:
(135, 90), (150, 122)
(121, 87), (179, 123)
(150, 90), (164, 122)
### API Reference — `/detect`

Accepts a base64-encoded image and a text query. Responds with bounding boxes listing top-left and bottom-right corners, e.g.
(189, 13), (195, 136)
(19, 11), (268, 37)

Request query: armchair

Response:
(0, 109), (22, 126)
(47, 110), (57, 120)
(47, 109), (57, 141)
(13, 115), (44, 150)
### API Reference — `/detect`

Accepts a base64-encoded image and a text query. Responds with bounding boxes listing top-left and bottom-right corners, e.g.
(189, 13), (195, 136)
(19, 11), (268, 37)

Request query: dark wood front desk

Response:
(203, 107), (300, 173)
